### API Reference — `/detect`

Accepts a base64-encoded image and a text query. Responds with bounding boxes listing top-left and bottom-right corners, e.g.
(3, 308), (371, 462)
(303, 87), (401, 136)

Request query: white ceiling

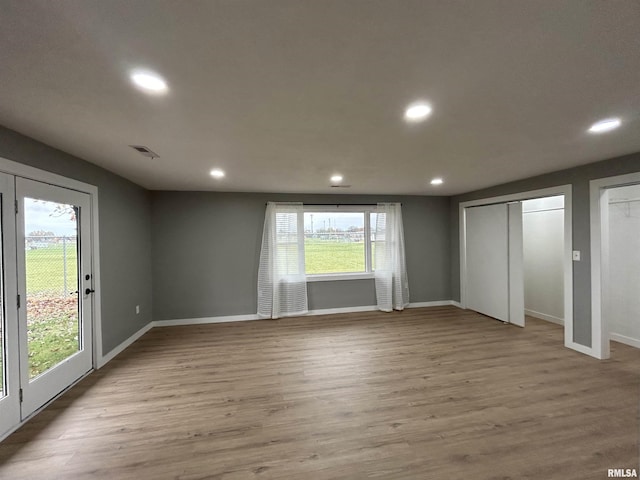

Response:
(1, 1), (639, 195)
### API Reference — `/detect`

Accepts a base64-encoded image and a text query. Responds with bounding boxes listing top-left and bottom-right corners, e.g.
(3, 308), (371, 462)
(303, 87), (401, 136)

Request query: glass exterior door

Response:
(16, 178), (93, 418)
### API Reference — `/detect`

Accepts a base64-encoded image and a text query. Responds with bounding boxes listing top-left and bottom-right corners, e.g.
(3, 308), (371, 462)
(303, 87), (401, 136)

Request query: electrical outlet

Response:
(136, 305), (140, 314)
(572, 250), (581, 261)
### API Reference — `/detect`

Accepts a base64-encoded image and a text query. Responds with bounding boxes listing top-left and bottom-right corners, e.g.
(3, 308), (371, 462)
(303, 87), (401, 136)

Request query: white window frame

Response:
(303, 205), (377, 282)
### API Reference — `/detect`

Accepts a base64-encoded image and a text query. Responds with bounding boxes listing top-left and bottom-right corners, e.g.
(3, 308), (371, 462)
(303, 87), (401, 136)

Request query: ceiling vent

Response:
(330, 184), (351, 188)
(129, 145), (159, 159)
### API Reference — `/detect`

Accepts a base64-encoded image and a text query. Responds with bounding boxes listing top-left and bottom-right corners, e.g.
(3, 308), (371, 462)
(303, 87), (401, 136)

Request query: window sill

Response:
(306, 273), (374, 282)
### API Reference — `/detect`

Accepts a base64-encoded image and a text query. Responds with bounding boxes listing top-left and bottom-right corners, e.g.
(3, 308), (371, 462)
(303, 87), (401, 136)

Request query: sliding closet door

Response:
(0, 173), (19, 437)
(465, 203), (510, 322)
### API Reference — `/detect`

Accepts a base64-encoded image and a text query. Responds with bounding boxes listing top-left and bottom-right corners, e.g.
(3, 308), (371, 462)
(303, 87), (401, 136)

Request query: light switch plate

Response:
(572, 250), (581, 261)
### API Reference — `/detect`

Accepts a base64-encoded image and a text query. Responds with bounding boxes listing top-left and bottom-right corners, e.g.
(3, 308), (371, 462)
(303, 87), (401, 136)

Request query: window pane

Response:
(24, 198), (80, 380)
(370, 212), (377, 271)
(304, 212), (365, 274)
(275, 212), (302, 275)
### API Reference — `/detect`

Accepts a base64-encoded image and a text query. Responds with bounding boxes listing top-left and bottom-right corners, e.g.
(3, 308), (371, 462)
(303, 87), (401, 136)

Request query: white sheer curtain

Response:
(374, 203), (410, 311)
(257, 202), (308, 319)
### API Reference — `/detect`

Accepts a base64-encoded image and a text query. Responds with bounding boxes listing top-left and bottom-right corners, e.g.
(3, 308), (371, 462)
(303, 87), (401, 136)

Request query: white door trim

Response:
(590, 171), (640, 360)
(508, 202), (525, 327)
(459, 185), (576, 353)
(0, 157), (102, 367)
(0, 173), (20, 437)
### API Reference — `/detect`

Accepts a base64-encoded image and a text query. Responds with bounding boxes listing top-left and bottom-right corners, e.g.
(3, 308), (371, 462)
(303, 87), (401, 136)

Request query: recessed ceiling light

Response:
(588, 117), (621, 134)
(210, 168), (225, 179)
(404, 102), (432, 123)
(130, 70), (168, 94)
(430, 177), (444, 185)
(330, 174), (343, 183)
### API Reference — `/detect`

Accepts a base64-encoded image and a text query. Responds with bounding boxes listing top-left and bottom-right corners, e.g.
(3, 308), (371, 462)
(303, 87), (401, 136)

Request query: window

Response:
(303, 206), (377, 280)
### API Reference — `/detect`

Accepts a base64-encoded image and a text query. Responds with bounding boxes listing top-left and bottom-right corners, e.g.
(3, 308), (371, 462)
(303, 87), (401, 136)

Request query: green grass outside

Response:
(304, 239), (366, 274)
(26, 243), (79, 378)
(26, 244), (78, 294)
(26, 305), (79, 379)
(0, 308), (78, 387)
(1, 244), (79, 389)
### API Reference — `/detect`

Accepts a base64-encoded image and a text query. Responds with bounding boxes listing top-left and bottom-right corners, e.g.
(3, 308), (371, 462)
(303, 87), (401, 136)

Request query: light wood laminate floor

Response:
(0, 306), (638, 479)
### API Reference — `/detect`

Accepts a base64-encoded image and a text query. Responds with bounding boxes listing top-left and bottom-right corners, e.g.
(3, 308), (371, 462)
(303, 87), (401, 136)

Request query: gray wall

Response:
(0, 126), (153, 355)
(450, 152), (640, 347)
(151, 192), (450, 320)
(9, 123), (637, 354)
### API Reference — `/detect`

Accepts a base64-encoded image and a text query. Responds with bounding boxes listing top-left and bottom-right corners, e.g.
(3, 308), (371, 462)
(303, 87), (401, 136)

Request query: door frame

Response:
(459, 185), (576, 353)
(590, 171), (640, 360)
(0, 172), (20, 436)
(0, 157), (102, 388)
(16, 178), (95, 417)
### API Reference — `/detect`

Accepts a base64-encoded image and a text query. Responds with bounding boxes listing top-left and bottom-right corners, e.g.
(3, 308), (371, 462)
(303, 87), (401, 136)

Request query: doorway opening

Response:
(522, 195), (565, 330)
(591, 172), (640, 359)
(460, 185), (578, 354)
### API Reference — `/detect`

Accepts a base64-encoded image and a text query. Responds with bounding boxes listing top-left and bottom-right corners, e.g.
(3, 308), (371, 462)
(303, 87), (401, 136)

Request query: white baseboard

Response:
(152, 301), (462, 328)
(97, 322), (154, 368)
(155, 301), (460, 328)
(308, 305), (378, 316)
(450, 301), (463, 309)
(408, 300), (456, 308)
(154, 313), (262, 327)
(525, 309), (564, 326)
(97, 300), (463, 369)
(610, 332), (640, 349)
(310, 301), (458, 316)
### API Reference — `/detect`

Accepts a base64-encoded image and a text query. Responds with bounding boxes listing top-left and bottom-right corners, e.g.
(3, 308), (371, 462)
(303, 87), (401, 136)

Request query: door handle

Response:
(85, 288), (95, 295)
